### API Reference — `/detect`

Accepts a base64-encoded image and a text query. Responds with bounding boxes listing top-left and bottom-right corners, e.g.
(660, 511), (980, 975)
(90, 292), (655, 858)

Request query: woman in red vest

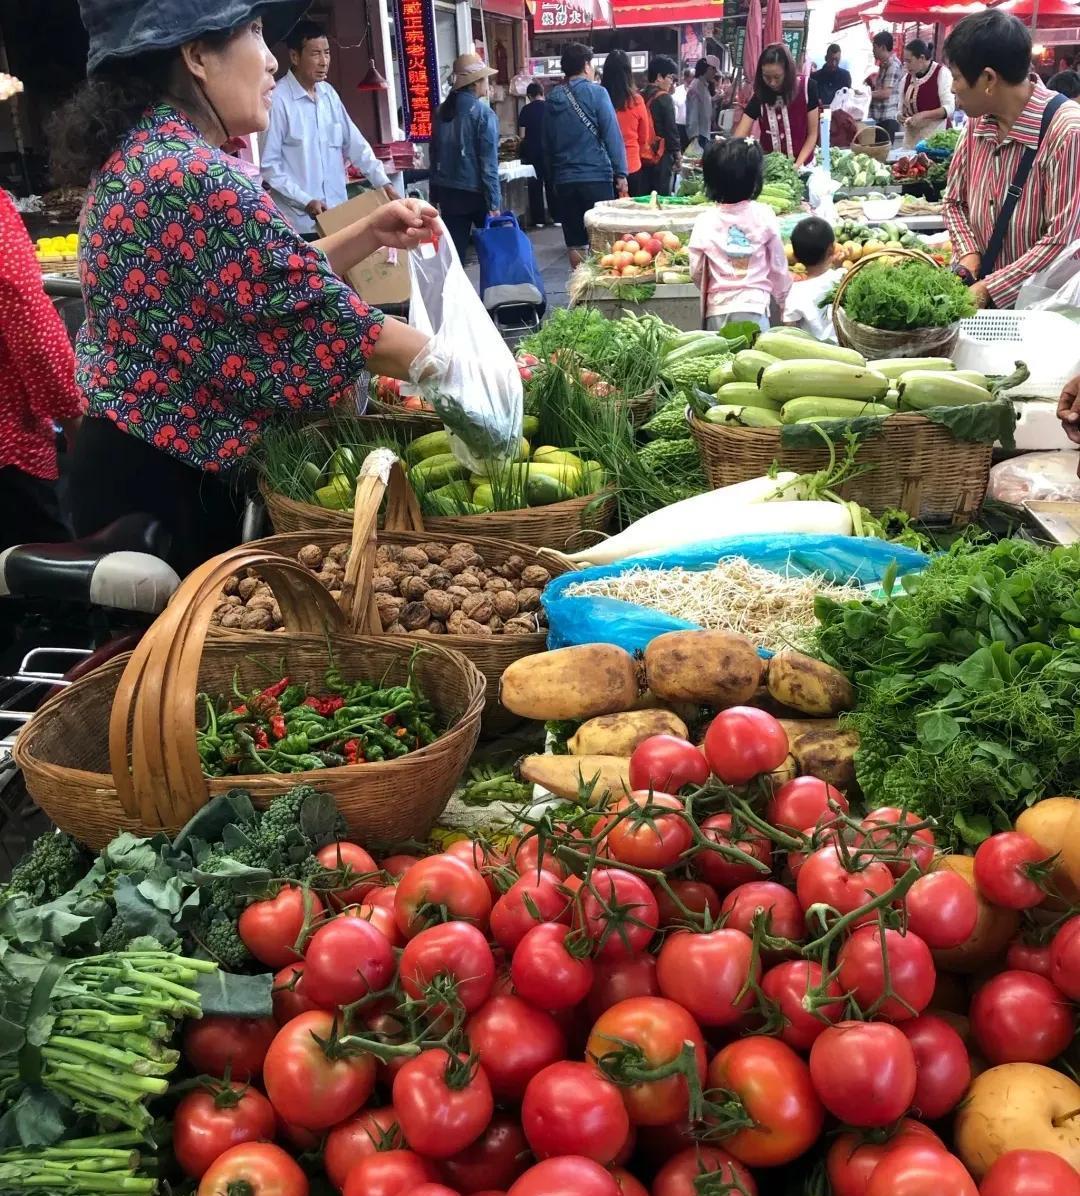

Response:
(734, 43), (820, 166)
(900, 38), (955, 148)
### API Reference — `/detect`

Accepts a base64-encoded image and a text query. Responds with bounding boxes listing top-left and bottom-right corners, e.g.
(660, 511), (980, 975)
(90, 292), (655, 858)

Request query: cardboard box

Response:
(316, 189), (410, 307)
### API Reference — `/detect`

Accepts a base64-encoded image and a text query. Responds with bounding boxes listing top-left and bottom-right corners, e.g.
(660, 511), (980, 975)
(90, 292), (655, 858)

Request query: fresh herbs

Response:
(838, 258), (975, 331)
(764, 151), (806, 200)
(924, 128), (961, 153)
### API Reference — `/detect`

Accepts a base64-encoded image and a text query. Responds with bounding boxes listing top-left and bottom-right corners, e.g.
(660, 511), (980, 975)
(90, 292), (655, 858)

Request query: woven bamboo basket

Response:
(367, 396), (442, 433)
(852, 124), (892, 162)
(14, 544), (485, 850)
(688, 412), (993, 523)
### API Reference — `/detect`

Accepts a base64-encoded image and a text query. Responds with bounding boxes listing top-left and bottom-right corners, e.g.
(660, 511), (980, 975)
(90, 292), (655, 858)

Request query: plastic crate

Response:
(953, 310), (1080, 400)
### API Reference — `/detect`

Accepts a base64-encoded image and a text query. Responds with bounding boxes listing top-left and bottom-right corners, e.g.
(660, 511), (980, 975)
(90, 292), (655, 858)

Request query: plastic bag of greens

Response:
(1014, 238), (1080, 319)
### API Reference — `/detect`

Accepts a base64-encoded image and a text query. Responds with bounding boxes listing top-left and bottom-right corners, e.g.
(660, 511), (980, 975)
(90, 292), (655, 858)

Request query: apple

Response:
(600, 253), (617, 270)
(632, 249), (653, 267)
(660, 231), (681, 251)
(614, 251), (634, 269)
(517, 353), (539, 366)
(622, 264), (641, 276)
(644, 237), (663, 257)
(612, 240), (626, 254)
(635, 231), (651, 245)
(624, 239), (640, 253)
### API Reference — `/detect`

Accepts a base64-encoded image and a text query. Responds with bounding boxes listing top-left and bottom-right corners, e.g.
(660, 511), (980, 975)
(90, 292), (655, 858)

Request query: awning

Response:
(834, 0), (885, 29)
(479, 0), (528, 18)
(612, 1), (730, 25)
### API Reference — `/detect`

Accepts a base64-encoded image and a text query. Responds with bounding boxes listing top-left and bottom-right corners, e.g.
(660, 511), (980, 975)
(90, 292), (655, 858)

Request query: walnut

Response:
(211, 603), (230, 622)
(248, 593), (277, 611)
(456, 572), (482, 591)
(485, 576), (512, 593)
(443, 554), (469, 576)
(461, 551), (484, 571)
(504, 615), (540, 634)
(397, 561), (420, 578)
(423, 590), (454, 621)
(493, 590), (520, 620)
(450, 543), (475, 558)
(376, 594), (404, 627)
(488, 614), (504, 634)
(222, 575), (240, 596)
(461, 593), (494, 623)
(447, 610), (468, 633)
(421, 542), (450, 564)
(446, 585), (471, 610)
(329, 590), (342, 601)
(399, 546), (429, 568)
(521, 565), (551, 589)
(401, 575), (429, 602)
(224, 594), (243, 607)
(420, 564), (453, 588)
(219, 609), (245, 629)
(517, 587), (542, 612)
(328, 542), (351, 564)
(297, 544), (324, 570)
(411, 628), (433, 636)
(400, 601), (432, 631)
(372, 574), (396, 595)
(504, 554), (527, 578)
(375, 545), (394, 565)
(238, 576), (260, 601)
(385, 621), (407, 634)
(458, 618), (491, 635)
(427, 620), (447, 635)
(381, 563), (404, 585)
(473, 570), (489, 587)
(242, 606), (274, 630)
(269, 601), (282, 626)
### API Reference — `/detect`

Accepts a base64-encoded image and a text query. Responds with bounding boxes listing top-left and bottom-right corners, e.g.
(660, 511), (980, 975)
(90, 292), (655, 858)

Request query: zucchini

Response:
(898, 372), (994, 410)
(760, 361), (890, 405)
(405, 430), (451, 466)
(756, 330), (865, 366)
(705, 404), (784, 428)
(732, 349), (778, 384)
(782, 397), (894, 423)
(882, 388), (899, 409)
(526, 473), (574, 506)
(869, 357), (955, 380)
(663, 336), (728, 367)
(708, 360), (736, 390)
(714, 382), (781, 410)
(662, 329), (716, 357)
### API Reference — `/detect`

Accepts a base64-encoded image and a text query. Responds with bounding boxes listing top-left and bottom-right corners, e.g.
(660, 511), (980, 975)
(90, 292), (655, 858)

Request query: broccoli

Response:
(7, 832), (89, 903)
(256, 785), (347, 857)
(196, 914), (253, 970)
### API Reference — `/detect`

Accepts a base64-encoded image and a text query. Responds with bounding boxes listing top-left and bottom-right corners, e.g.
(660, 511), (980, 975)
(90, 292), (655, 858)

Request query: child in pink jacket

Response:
(689, 138), (791, 332)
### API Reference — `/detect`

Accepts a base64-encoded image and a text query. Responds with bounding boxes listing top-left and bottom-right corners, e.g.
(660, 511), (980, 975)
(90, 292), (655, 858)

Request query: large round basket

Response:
(689, 412), (993, 524)
(366, 396), (443, 433)
(14, 549), (485, 850)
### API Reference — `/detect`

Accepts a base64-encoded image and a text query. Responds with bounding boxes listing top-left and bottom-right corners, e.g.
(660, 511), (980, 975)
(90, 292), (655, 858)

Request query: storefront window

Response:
(435, 2), (459, 98)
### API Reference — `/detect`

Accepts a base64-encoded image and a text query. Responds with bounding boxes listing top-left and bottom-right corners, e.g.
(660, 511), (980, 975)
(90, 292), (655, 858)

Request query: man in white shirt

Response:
(261, 20), (398, 235)
(672, 68), (692, 149)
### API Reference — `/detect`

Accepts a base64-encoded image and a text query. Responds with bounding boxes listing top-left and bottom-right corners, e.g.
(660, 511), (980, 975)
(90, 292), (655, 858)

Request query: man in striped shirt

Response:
(943, 11), (1080, 309)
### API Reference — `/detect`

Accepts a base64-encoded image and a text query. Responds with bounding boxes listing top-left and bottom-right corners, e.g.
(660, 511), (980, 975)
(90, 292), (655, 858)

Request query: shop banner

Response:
(394, 0), (439, 141)
(533, 0), (596, 32)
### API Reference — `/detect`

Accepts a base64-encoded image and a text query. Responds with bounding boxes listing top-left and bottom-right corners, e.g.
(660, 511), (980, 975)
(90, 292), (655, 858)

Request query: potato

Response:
(777, 717), (841, 740)
(767, 650), (854, 716)
(518, 754), (632, 804)
(567, 709), (689, 757)
(931, 855), (1019, 974)
(644, 631), (762, 708)
(499, 645), (639, 721)
(1017, 796), (1080, 904)
(789, 728), (859, 792)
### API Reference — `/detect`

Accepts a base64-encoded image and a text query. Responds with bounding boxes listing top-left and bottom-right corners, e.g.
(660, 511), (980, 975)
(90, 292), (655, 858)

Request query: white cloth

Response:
(672, 83), (688, 126)
(499, 161), (538, 182)
(782, 268), (843, 342)
(900, 62), (955, 148)
(260, 72), (391, 233)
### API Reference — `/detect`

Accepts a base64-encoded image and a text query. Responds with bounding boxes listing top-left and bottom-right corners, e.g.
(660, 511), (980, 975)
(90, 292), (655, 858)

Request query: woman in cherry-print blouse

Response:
(55, 0), (436, 575)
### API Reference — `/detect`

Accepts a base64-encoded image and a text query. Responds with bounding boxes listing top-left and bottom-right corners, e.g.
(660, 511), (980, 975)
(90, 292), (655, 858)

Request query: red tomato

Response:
(973, 832), (1048, 910)
(365, 885), (399, 911)
(490, 871), (570, 952)
(796, 845), (895, 926)
(398, 922), (496, 1014)
(271, 964), (323, 1026)
(512, 922), (594, 1010)
(301, 916), (395, 1008)
(197, 1142), (308, 1196)
(655, 927), (759, 1026)
(695, 813), (772, 892)
(602, 792), (693, 871)
(865, 1142), (977, 1196)
(324, 1108), (402, 1191)
(585, 996), (706, 1126)
(827, 1121), (943, 1196)
(347, 902), (403, 947)
(521, 1061), (630, 1164)
(759, 960), (845, 1051)
(238, 886), (322, 969)
(392, 1049), (493, 1159)
(1007, 940), (1053, 978)
(970, 970), (1075, 1064)
(184, 1016), (278, 1081)
(507, 1156), (620, 1196)
(787, 823), (848, 881)
(512, 834), (569, 880)
(767, 776), (848, 832)
(577, 868), (659, 960)
(979, 1149), (1080, 1196)
(652, 1145), (758, 1196)
(410, 1187), (460, 1196)
(315, 841), (379, 908)
(612, 1166), (649, 1196)
(381, 854), (420, 878)
(587, 954), (660, 1022)
(654, 880), (721, 928)
(905, 871), (979, 949)
(441, 1113), (529, 1194)
(342, 1150), (440, 1196)
(720, 880), (806, 945)
(627, 736), (710, 794)
(898, 1014), (971, 1120)
(395, 854), (493, 938)
(445, 839), (508, 900)
(702, 706), (789, 785)
(859, 807), (936, 876)
(1050, 915), (1080, 999)
(275, 1115), (319, 1152)
(261, 1010), (376, 1130)
(466, 994), (567, 1103)
(809, 1021), (917, 1127)
(174, 1082), (276, 1179)
(836, 926), (936, 1021)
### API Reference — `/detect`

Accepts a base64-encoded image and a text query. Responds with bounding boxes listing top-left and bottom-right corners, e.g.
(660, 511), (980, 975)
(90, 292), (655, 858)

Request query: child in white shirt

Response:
(783, 216), (844, 342)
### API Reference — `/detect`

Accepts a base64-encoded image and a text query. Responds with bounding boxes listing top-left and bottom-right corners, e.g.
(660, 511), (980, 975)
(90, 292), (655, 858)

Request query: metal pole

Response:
(1031, 0), (1041, 45)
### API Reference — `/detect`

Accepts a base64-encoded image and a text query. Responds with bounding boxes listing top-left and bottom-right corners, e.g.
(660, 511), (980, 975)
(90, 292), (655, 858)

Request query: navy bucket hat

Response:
(80, 0), (311, 74)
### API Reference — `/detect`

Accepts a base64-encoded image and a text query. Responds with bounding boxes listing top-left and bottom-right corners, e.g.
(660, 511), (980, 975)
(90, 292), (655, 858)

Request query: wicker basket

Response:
(853, 125), (892, 162)
(689, 411), (993, 523)
(14, 547), (485, 850)
(367, 396), (442, 433)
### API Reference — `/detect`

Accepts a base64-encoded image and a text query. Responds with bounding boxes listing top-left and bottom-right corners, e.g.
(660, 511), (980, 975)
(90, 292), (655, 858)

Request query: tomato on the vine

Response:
(315, 841), (379, 908)
(174, 1082), (276, 1179)
(655, 880), (721, 928)
(395, 853), (493, 938)
(702, 706), (789, 785)
(970, 970), (1075, 1064)
(973, 832), (1048, 911)
(323, 1108), (403, 1191)
(836, 926), (936, 1021)
(651, 1145), (758, 1196)
(392, 1049), (493, 1159)
(507, 1156), (621, 1196)
(864, 1142), (977, 1196)
(905, 871), (979, 950)
(271, 963), (324, 1026)
(511, 921), (594, 1010)
(759, 960), (845, 1051)
(238, 886), (322, 969)
(466, 994), (567, 1103)
(341, 1149), (440, 1196)
(1007, 940), (1053, 977)
(809, 1021), (917, 1127)
(587, 954), (660, 1021)
(656, 927), (759, 1026)
(612, 1166), (649, 1196)
(796, 844), (895, 925)
(898, 1013), (971, 1121)
(381, 854), (419, 878)
(398, 921), (496, 1014)
(183, 1015), (278, 1081)
(720, 880), (806, 946)
(521, 1060), (630, 1165)
(441, 1113), (529, 1194)
(300, 915), (395, 1008)
(694, 813), (772, 892)
(197, 1143), (308, 1196)
(1050, 915), (1080, 1000)
(766, 776), (848, 833)
(577, 868), (659, 960)
(627, 736), (710, 794)
(979, 1149), (1080, 1196)
(859, 807), (935, 876)
(489, 871), (570, 952)
(826, 1119), (943, 1196)
(601, 792), (693, 871)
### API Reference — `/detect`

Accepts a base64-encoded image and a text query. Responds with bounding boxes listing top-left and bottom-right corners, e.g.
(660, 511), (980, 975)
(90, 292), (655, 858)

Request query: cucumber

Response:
(472, 484), (506, 510)
(782, 397), (894, 423)
(898, 372), (994, 410)
(662, 329), (716, 357)
(299, 460), (323, 493)
(533, 447), (583, 469)
(760, 361), (890, 405)
(431, 480), (472, 504)
(663, 335), (729, 367)
(405, 429), (451, 466)
(526, 473), (573, 506)
(314, 476), (352, 510)
(714, 382), (781, 410)
(755, 330), (865, 366)
(329, 446), (359, 479)
(704, 404), (784, 428)
(869, 357), (955, 380)
(410, 454), (468, 488)
(732, 349), (778, 384)
(523, 414), (540, 439)
(708, 360), (736, 390)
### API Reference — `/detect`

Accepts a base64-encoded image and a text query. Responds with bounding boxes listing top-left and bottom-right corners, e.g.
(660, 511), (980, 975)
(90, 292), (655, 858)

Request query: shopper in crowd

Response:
(642, 55), (681, 195)
(430, 53), (501, 264)
(261, 20), (396, 237)
(685, 56), (717, 149)
(734, 43), (821, 166)
(812, 44), (852, 108)
(543, 42), (628, 269)
(900, 38), (954, 147)
(54, 0), (438, 575)
(689, 137), (790, 333)
(601, 49), (652, 196)
(943, 10), (1080, 310)
(519, 81), (554, 226)
(673, 67), (692, 149)
(1049, 69), (1080, 100)
(782, 216), (843, 342)
(869, 31), (904, 140)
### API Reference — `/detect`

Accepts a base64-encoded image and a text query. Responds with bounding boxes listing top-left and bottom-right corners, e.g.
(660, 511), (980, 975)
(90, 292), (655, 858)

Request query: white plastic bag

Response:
(1015, 238), (1080, 318)
(831, 86), (870, 122)
(986, 450), (1080, 506)
(808, 166), (841, 223)
(406, 231), (523, 472)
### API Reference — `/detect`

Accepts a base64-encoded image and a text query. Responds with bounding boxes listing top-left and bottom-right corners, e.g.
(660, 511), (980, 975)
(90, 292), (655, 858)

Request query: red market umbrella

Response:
(743, 0), (763, 88)
(764, 0), (784, 51)
(994, 0), (1080, 17)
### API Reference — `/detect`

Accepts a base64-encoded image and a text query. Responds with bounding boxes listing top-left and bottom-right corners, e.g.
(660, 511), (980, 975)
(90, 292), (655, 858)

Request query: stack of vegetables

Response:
(827, 148), (895, 190)
(763, 150), (806, 202)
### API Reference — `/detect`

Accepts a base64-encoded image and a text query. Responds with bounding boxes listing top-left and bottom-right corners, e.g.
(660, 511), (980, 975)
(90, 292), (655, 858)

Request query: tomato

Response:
(826, 1120), (943, 1196)
(809, 1021), (917, 1127)
(395, 854), (493, 938)
(261, 1010), (376, 1130)
(512, 834), (568, 880)
(301, 915), (395, 1008)
(174, 1082), (276, 1179)
(238, 886), (322, 969)
(398, 921), (496, 1014)
(445, 839), (506, 899)
(365, 884), (399, 911)
(970, 970), (1075, 1064)
(655, 880), (721, 928)
(512, 922), (594, 1010)
(347, 901), (403, 947)
(197, 1144), (307, 1196)
(905, 871), (979, 950)
(865, 1142), (977, 1196)
(1050, 915), (1080, 999)
(694, 813), (772, 892)
(1007, 940), (1053, 978)
(787, 823), (848, 881)
(490, 871), (570, 953)
(612, 1166), (649, 1196)
(836, 926), (936, 1021)
(898, 1013), (971, 1120)
(627, 736), (710, 794)
(315, 841), (379, 908)
(442, 1114), (529, 1194)
(409, 1187), (460, 1196)
(324, 1107), (402, 1191)
(381, 854), (420, 878)
(720, 880), (806, 945)
(979, 1149), (1080, 1196)
(466, 994), (567, 1103)
(973, 833), (1048, 910)
(507, 1156), (620, 1196)
(759, 960), (844, 1051)
(586, 996), (706, 1126)
(271, 964), (324, 1026)
(577, 868), (658, 960)
(767, 776), (848, 832)
(602, 792), (693, 871)
(656, 927), (758, 1026)
(521, 1061), (630, 1165)
(392, 1049), (493, 1159)
(342, 1150), (440, 1196)
(652, 1145), (758, 1196)
(702, 706), (789, 785)
(184, 1016), (278, 1081)
(587, 954), (660, 1021)
(859, 806), (936, 876)
(796, 845), (895, 926)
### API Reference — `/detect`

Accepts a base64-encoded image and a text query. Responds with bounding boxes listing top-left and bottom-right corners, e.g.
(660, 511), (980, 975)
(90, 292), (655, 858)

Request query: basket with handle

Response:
(852, 124), (892, 162)
(14, 540), (485, 850)
(833, 248), (963, 359)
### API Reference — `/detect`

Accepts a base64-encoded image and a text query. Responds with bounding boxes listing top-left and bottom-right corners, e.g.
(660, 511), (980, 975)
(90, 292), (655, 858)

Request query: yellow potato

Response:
(789, 727), (859, 792)
(567, 709), (688, 757)
(644, 630), (761, 709)
(518, 754), (631, 803)
(931, 855), (1019, 974)
(1016, 797), (1080, 903)
(767, 650), (854, 717)
(500, 644), (639, 721)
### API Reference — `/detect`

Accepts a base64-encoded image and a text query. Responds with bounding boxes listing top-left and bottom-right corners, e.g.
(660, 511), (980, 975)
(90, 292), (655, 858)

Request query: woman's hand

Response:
(1058, 374), (1080, 445)
(615, 176), (629, 199)
(368, 198), (439, 250)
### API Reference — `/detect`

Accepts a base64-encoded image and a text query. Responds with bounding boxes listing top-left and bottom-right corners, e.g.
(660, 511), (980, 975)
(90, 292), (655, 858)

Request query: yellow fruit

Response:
(785, 244), (795, 264)
(863, 239), (884, 254)
(793, 263), (807, 275)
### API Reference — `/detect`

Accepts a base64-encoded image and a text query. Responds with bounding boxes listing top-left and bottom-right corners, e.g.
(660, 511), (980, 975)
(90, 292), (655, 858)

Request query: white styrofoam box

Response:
(1012, 399), (1075, 452)
(953, 310), (1080, 401)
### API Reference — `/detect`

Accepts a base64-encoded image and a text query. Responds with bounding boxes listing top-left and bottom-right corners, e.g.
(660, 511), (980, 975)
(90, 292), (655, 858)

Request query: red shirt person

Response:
(734, 43), (821, 166)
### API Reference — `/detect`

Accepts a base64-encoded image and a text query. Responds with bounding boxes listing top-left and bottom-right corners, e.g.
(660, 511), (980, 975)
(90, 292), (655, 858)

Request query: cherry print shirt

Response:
(0, 188), (85, 480)
(76, 105), (383, 473)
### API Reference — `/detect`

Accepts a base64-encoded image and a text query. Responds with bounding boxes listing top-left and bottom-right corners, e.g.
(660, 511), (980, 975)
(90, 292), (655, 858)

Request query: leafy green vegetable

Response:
(764, 152), (806, 200)
(838, 259), (975, 330)
(924, 128), (961, 153)
(6, 834), (89, 905)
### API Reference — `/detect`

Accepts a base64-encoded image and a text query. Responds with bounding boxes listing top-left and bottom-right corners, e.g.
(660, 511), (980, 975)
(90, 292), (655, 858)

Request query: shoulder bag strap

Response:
(979, 92), (1069, 280)
(563, 81), (602, 146)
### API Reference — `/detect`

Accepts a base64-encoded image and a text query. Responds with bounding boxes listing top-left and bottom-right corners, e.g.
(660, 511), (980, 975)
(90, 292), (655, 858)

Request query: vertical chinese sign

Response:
(394, 0), (439, 142)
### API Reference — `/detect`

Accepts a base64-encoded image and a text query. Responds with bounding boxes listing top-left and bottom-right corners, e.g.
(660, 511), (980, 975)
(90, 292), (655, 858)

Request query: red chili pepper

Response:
(270, 713), (287, 740)
(343, 739), (364, 764)
(382, 712), (397, 727)
(253, 728), (270, 750)
(304, 695), (344, 716)
(259, 677), (291, 701)
(231, 704), (247, 716)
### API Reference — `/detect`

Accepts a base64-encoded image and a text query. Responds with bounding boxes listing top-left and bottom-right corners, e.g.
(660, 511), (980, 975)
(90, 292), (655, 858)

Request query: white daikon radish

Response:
(564, 473), (801, 567)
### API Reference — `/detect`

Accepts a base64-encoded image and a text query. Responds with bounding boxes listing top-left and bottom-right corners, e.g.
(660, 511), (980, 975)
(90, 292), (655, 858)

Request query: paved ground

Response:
(463, 223), (573, 311)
